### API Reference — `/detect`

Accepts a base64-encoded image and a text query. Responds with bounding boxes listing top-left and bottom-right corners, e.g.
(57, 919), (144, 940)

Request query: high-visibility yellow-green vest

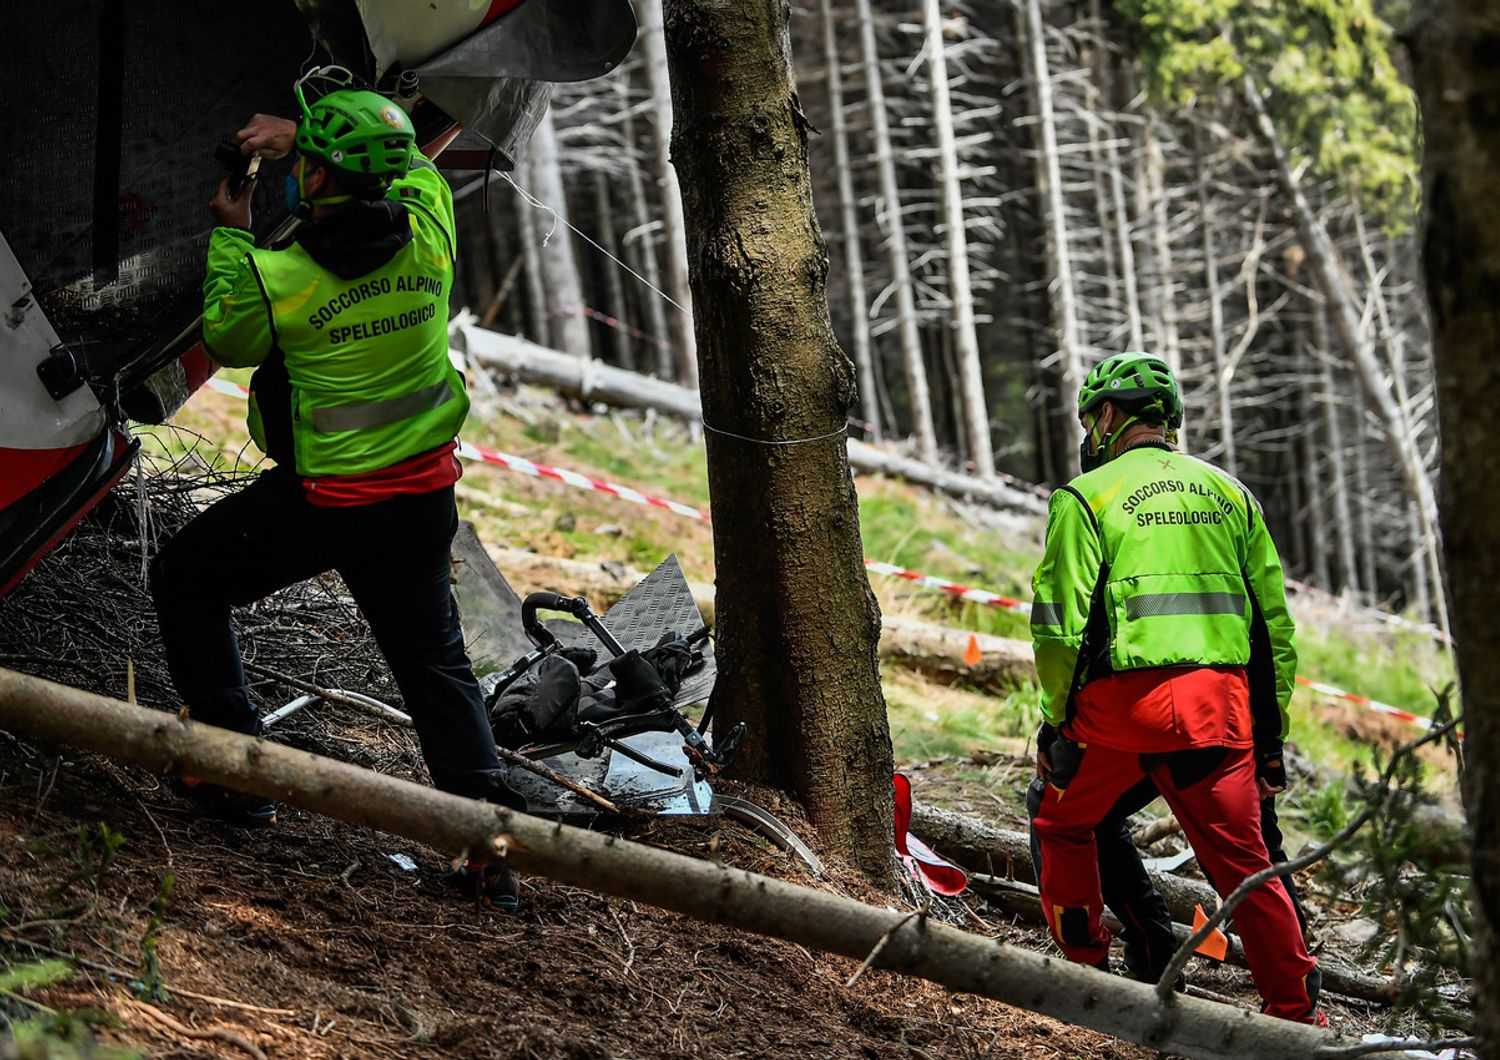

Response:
(1029, 442), (1297, 743)
(200, 152), (468, 477)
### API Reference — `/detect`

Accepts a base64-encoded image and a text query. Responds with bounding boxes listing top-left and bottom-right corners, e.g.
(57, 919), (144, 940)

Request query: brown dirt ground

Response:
(1, 730), (1164, 1060)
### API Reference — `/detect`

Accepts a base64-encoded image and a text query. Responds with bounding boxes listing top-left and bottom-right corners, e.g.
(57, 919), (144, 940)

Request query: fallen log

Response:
(487, 547), (1035, 692)
(908, 802), (1396, 1005)
(0, 667), (1352, 1059)
(456, 322), (1048, 517)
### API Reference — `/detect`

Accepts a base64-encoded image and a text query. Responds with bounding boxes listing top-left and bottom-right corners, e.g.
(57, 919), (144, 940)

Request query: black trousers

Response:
(150, 469), (516, 803)
(1028, 767), (1308, 983)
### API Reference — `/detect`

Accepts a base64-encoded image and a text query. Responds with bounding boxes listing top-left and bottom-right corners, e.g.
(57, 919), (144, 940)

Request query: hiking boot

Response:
(1261, 965), (1326, 1025)
(170, 775), (277, 828)
(444, 859), (520, 912)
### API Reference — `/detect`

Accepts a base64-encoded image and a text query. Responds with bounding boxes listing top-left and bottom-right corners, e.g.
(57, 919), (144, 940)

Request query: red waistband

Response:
(302, 442), (462, 507)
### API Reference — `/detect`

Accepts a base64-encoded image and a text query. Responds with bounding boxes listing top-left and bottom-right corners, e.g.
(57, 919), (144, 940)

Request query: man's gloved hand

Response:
(1046, 733), (1086, 791)
(1256, 741), (1288, 799)
(1035, 721), (1058, 779)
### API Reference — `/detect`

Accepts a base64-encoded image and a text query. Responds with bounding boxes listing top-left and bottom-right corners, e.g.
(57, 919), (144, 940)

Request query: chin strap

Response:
(1084, 412), (1141, 464)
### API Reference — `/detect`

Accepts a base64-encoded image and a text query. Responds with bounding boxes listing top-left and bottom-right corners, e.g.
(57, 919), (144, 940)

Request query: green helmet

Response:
(293, 69), (414, 183)
(1077, 352), (1183, 430)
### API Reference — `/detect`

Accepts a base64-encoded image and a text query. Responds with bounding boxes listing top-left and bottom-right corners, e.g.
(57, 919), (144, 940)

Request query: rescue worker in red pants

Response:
(1028, 352), (1324, 1024)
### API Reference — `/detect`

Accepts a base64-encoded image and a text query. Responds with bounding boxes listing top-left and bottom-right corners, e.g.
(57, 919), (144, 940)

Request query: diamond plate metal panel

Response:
(546, 555), (716, 708)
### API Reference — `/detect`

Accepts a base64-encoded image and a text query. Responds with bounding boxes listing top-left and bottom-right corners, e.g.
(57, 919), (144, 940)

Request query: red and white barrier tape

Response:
(196, 377), (1439, 733)
(454, 441), (711, 521)
(1294, 676), (1434, 731)
(862, 560), (1030, 614)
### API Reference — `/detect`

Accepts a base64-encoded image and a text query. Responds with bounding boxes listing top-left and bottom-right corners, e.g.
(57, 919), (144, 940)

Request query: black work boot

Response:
(444, 860), (521, 912)
(170, 775), (277, 828)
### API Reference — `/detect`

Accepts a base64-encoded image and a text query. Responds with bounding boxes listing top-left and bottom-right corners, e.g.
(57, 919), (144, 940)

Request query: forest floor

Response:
(0, 379), (1462, 1056)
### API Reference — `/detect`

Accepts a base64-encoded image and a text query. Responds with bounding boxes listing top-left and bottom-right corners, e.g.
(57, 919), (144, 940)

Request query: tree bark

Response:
(821, 0), (882, 443)
(1411, 10), (1500, 1050)
(456, 322), (1049, 515)
(1311, 305), (1361, 597)
(0, 669), (1353, 1058)
(854, 0), (939, 463)
(514, 159), (549, 346)
(526, 108), (592, 359)
(617, 74), (676, 379)
(924, 0), (994, 478)
(1020, 0), (1085, 476)
(593, 171), (634, 371)
(1194, 127), (1236, 474)
(662, 0), (896, 879)
(638, 0), (699, 387)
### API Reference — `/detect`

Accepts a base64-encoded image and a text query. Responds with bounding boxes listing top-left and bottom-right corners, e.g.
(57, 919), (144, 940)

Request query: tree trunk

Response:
(924, 0), (994, 478)
(514, 158), (549, 346)
(593, 171), (635, 371)
(1020, 0), (1085, 476)
(854, 0), (939, 463)
(821, 0), (882, 444)
(1411, 10), (1500, 1049)
(526, 108), (592, 359)
(1144, 115), (1185, 449)
(1194, 128), (1236, 474)
(1311, 305), (1360, 598)
(618, 75), (676, 379)
(638, 0), (699, 387)
(0, 669), (1351, 1058)
(662, 0), (895, 879)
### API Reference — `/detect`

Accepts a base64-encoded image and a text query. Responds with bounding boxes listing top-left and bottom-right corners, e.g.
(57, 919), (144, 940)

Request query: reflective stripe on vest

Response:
(1123, 591), (1246, 620)
(1031, 602), (1064, 626)
(309, 380), (453, 434)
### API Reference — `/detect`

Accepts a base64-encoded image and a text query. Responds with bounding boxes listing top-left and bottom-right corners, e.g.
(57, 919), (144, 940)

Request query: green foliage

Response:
(0, 960), (73, 997)
(1318, 691), (1471, 1033)
(29, 824), (126, 900)
(1299, 780), (1350, 836)
(9, 1013), (136, 1060)
(133, 875), (174, 1003)
(1116, 0), (1420, 222)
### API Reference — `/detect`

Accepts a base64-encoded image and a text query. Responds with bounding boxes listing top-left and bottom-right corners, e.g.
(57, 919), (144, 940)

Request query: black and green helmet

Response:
(1077, 352), (1183, 430)
(292, 67), (414, 182)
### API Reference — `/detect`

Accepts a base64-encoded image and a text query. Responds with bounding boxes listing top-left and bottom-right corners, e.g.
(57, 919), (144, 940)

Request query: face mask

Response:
(284, 173), (301, 214)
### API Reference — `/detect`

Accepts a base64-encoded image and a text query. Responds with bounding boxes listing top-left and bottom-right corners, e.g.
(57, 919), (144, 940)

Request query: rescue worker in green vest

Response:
(150, 67), (523, 906)
(1028, 353), (1324, 1024)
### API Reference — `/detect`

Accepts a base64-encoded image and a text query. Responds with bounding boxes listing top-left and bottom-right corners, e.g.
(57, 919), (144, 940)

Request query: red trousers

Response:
(1031, 744), (1318, 1021)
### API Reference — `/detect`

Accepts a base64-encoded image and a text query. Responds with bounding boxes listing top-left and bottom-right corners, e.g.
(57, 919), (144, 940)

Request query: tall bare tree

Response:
(821, 0), (882, 443)
(855, 0), (938, 463)
(663, 0), (897, 881)
(527, 108), (592, 358)
(1412, 7), (1500, 1047)
(638, 0), (700, 386)
(923, 0), (994, 477)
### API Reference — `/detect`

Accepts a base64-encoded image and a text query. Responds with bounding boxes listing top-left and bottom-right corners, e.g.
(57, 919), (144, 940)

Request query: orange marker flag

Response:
(1191, 903), (1230, 961)
(963, 634), (982, 668)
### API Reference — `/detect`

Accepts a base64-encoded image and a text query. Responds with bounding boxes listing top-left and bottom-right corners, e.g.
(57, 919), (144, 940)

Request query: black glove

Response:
(1256, 741), (1287, 792)
(1046, 732), (1086, 791)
